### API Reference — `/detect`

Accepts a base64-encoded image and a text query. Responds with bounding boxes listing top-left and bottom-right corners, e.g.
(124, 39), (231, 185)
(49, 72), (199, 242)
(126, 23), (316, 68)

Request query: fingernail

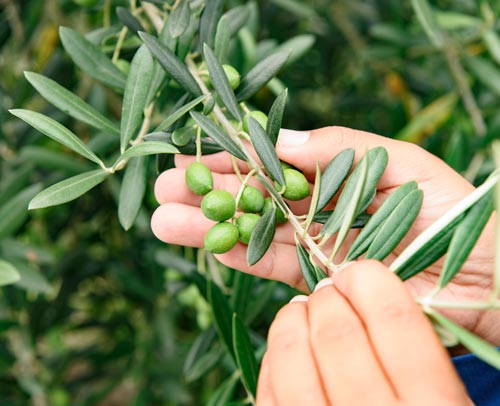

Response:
(289, 295), (309, 303)
(278, 129), (310, 147)
(313, 278), (333, 292)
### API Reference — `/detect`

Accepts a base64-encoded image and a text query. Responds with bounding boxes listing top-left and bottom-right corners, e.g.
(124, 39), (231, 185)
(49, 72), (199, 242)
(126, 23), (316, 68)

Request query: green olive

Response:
(238, 186), (264, 213)
(236, 213), (260, 244)
(185, 162), (213, 196)
(204, 222), (239, 254)
(201, 190), (236, 221)
(243, 111), (268, 133)
(282, 169), (310, 201)
(262, 197), (287, 225)
(222, 64), (241, 90)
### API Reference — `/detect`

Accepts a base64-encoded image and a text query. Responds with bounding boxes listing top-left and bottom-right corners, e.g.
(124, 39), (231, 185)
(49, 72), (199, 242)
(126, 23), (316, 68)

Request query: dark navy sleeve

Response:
(452, 349), (500, 406)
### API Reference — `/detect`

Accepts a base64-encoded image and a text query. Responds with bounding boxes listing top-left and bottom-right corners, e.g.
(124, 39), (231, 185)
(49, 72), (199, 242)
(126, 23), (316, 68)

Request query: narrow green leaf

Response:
(395, 216), (462, 281)
(172, 126), (197, 146)
(0, 165), (33, 207)
(270, 0), (318, 19)
(346, 181), (418, 261)
(439, 191), (494, 289)
(296, 243), (318, 292)
(245, 281), (277, 325)
(12, 261), (52, 294)
(232, 313), (258, 398)
(303, 161), (321, 233)
(247, 208), (277, 266)
(119, 142), (179, 160)
(411, 0), (443, 48)
(466, 56), (500, 96)
(59, 27), (126, 90)
(316, 148), (355, 213)
(140, 32), (202, 97)
(24, 72), (119, 136)
(121, 45), (154, 151)
(330, 153), (368, 258)
(273, 35), (315, 65)
(208, 280), (235, 359)
(321, 147), (388, 237)
(185, 345), (225, 382)
(314, 211), (370, 228)
(483, 30), (500, 66)
(207, 373), (239, 406)
(230, 272), (255, 320)
(0, 184), (42, 238)
(214, 15), (230, 61)
(248, 117), (285, 186)
(9, 109), (104, 166)
(366, 189), (423, 261)
(118, 156), (147, 230)
(237, 50), (290, 101)
(198, 0), (224, 49)
(223, 4), (251, 35)
(435, 11), (481, 30)
(0, 260), (20, 287)
(29, 169), (109, 210)
(190, 111), (246, 160)
(266, 88), (288, 145)
(169, 0), (191, 38)
(391, 169), (500, 276)
(203, 44), (241, 120)
(183, 329), (216, 377)
(154, 95), (206, 132)
(430, 312), (500, 370)
(20, 146), (93, 174)
(116, 6), (144, 34)
(177, 10), (198, 60)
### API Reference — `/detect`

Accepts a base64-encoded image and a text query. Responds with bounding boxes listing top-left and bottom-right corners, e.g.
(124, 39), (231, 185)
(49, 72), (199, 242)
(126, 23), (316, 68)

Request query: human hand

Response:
(256, 260), (472, 406)
(151, 126), (498, 343)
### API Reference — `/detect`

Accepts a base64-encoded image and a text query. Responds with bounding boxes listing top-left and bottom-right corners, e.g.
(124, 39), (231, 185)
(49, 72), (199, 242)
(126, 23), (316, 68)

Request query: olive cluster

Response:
(185, 157), (309, 254)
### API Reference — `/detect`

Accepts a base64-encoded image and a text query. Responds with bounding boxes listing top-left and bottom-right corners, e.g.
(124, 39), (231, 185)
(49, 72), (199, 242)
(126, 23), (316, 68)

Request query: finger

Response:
(307, 280), (396, 405)
(276, 126), (468, 190)
(155, 167), (313, 214)
(151, 204), (307, 290)
(267, 300), (329, 406)
(256, 353), (277, 406)
(332, 260), (470, 403)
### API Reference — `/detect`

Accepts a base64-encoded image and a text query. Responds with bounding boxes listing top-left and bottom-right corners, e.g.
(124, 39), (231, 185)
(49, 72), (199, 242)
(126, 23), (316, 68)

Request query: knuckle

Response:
(311, 315), (359, 344)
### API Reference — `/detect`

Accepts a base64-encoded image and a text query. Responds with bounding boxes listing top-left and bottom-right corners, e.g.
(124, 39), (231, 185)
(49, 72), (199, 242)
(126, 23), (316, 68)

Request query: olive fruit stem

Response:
(187, 55), (339, 274)
(234, 169), (257, 210)
(195, 126), (202, 163)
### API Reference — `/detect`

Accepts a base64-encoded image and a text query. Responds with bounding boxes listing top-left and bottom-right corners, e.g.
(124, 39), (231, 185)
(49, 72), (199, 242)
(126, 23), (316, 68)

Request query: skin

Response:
(257, 261), (473, 406)
(151, 126), (499, 344)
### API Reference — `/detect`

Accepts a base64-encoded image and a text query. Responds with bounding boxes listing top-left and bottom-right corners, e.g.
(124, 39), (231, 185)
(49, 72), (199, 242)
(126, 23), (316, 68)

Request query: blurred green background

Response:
(1, 0), (500, 404)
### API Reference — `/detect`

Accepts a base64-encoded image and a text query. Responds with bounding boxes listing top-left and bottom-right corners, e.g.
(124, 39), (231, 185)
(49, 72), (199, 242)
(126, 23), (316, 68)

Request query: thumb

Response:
(276, 126), (434, 188)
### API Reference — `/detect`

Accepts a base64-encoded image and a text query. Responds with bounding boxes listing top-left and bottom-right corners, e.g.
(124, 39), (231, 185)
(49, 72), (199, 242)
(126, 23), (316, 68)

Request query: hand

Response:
(256, 260), (472, 406)
(151, 126), (498, 343)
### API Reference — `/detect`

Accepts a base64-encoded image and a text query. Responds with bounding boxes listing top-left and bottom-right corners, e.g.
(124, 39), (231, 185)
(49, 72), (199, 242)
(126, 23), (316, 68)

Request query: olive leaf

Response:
(0, 260), (21, 287)
(214, 15), (230, 61)
(247, 117), (285, 186)
(0, 184), (42, 239)
(223, 3), (252, 35)
(9, 109), (104, 167)
(316, 148), (354, 213)
(321, 147), (388, 238)
(183, 329), (216, 377)
(198, 0), (224, 49)
(296, 242), (318, 292)
(465, 56), (500, 97)
(365, 189), (423, 261)
(430, 311), (500, 369)
(208, 280), (235, 359)
(118, 156), (147, 231)
(120, 45), (154, 152)
(119, 142), (178, 159)
(207, 374), (240, 406)
(230, 272), (255, 321)
(59, 27), (126, 90)
(185, 345), (225, 382)
(203, 44), (241, 120)
(346, 181), (418, 261)
(313, 211), (370, 227)
(190, 111), (246, 160)
(236, 50), (290, 101)
(266, 88), (288, 145)
(411, 0), (443, 49)
(24, 72), (120, 136)
(116, 6), (144, 34)
(247, 208), (277, 266)
(172, 126), (197, 146)
(330, 152), (368, 258)
(29, 169), (109, 210)
(232, 314), (258, 398)
(272, 34), (316, 65)
(169, 0), (191, 38)
(154, 95), (206, 132)
(148, 132), (224, 156)
(391, 169), (500, 277)
(438, 191), (494, 289)
(177, 9), (198, 60)
(140, 32), (202, 97)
